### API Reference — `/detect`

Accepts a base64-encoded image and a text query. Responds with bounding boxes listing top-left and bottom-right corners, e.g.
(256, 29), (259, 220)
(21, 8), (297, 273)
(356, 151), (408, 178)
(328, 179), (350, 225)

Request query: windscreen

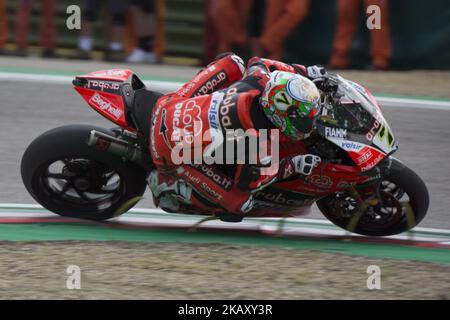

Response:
(323, 76), (382, 134)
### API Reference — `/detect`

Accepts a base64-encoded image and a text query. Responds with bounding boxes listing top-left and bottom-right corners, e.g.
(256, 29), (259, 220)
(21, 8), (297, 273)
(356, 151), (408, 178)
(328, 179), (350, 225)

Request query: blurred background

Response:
(0, 0), (450, 223)
(0, 0), (449, 300)
(0, 0), (449, 68)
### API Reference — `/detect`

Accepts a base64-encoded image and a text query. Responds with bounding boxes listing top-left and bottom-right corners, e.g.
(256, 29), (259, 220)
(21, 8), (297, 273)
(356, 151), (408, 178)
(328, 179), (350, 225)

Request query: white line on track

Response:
(1, 203), (450, 237)
(1, 72), (449, 111)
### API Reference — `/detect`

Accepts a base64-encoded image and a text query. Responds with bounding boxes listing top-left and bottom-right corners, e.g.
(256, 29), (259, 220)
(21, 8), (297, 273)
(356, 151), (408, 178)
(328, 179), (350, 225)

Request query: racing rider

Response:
(148, 53), (326, 219)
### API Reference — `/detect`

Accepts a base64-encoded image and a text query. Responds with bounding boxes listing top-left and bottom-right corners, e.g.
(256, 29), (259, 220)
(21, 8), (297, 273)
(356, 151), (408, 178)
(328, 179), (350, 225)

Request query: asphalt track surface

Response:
(0, 80), (449, 229)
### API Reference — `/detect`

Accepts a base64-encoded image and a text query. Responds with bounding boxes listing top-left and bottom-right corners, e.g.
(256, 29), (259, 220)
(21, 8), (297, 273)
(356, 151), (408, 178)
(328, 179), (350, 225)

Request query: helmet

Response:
(261, 71), (321, 140)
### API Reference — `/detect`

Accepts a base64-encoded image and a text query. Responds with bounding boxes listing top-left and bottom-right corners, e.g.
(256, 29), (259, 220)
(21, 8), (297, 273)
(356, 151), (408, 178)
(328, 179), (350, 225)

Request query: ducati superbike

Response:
(20, 69), (429, 236)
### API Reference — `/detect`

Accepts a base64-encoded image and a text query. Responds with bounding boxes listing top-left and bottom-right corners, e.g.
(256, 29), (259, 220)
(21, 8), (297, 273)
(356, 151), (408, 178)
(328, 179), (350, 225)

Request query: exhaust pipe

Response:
(87, 130), (144, 164)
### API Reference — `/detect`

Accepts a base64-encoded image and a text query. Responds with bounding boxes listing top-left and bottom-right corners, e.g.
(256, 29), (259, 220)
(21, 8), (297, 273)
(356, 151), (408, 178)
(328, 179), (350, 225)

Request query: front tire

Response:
(21, 125), (147, 221)
(317, 158), (429, 236)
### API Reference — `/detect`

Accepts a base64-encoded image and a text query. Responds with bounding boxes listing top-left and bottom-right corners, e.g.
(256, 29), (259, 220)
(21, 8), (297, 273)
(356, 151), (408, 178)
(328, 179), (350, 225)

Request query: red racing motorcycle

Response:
(21, 69), (429, 236)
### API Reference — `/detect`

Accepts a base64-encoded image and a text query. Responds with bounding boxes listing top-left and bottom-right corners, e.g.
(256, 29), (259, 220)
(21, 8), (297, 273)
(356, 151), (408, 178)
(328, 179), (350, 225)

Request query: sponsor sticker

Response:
(200, 182), (223, 201)
(172, 100), (203, 144)
(280, 159), (295, 179)
(151, 104), (162, 159)
(361, 153), (384, 171)
(182, 169), (224, 201)
(87, 80), (120, 92)
(325, 127), (347, 138)
(208, 92), (223, 131)
(366, 120), (381, 141)
(362, 173), (381, 183)
(89, 93), (122, 120)
(356, 149), (373, 165)
(348, 80), (367, 97)
(336, 180), (356, 189)
(193, 71), (228, 97)
(90, 69), (128, 77)
(305, 174), (333, 188)
(254, 190), (308, 207)
(340, 141), (364, 152)
(219, 87), (238, 130)
(159, 108), (171, 148)
(192, 164), (232, 191)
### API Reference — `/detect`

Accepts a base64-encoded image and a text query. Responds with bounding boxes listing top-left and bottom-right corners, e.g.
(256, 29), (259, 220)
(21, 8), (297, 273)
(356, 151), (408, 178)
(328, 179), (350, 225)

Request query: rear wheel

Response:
(317, 158), (429, 236)
(21, 125), (147, 221)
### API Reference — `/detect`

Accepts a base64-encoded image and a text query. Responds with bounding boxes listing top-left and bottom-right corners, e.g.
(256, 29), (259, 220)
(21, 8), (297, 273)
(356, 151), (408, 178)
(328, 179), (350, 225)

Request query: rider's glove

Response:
(306, 65), (327, 80)
(291, 154), (322, 176)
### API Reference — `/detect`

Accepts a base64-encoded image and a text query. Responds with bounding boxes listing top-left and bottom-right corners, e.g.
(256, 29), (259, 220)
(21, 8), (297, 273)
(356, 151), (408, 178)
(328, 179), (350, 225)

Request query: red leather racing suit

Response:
(149, 54), (309, 215)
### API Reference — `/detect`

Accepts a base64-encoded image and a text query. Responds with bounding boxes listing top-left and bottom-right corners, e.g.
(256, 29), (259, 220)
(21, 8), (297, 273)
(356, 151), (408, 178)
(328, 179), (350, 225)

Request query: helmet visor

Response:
(287, 102), (318, 136)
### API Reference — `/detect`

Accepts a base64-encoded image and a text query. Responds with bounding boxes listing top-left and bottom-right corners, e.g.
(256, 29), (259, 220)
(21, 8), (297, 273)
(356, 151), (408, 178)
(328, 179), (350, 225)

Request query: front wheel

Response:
(317, 158), (429, 236)
(21, 125), (147, 221)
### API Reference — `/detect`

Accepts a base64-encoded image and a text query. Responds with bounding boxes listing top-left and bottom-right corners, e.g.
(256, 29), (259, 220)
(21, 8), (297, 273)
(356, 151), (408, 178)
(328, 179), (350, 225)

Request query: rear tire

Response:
(21, 125), (147, 221)
(317, 158), (429, 236)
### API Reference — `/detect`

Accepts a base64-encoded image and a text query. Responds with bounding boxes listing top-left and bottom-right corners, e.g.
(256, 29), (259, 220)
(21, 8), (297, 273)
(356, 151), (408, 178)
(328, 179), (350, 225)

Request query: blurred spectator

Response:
(126, 0), (159, 63)
(151, 0), (165, 60)
(210, 0), (310, 62)
(203, 0), (218, 64)
(211, 0), (254, 60)
(74, 0), (129, 62)
(255, 0), (311, 60)
(329, 0), (391, 70)
(13, 0), (57, 57)
(0, 0), (6, 55)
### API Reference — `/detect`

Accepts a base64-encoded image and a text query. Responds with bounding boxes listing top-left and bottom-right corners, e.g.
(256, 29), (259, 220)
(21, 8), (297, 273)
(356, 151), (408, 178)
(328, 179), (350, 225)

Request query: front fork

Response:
(345, 186), (380, 232)
(343, 158), (393, 231)
(344, 156), (415, 232)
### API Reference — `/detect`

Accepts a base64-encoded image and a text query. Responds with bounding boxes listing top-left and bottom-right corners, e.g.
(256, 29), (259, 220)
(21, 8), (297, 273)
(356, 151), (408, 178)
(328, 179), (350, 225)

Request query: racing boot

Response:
(147, 170), (193, 212)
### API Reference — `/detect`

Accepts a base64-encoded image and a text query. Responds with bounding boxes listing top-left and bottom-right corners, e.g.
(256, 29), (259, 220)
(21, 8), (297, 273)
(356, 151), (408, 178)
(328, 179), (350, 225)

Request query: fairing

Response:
(245, 76), (399, 218)
(317, 75), (398, 172)
(72, 69), (139, 130)
(71, 69), (397, 218)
